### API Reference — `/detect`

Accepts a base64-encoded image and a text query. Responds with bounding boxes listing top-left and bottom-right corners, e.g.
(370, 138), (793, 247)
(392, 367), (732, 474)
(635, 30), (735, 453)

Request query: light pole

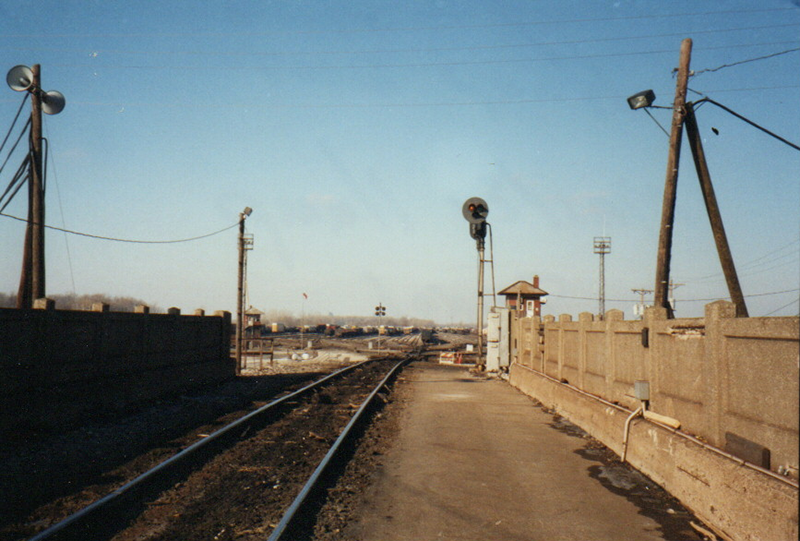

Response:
(626, 37), (776, 318)
(235, 206), (253, 375)
(593, 237), (611, 319)
(6, 64), (65, 308)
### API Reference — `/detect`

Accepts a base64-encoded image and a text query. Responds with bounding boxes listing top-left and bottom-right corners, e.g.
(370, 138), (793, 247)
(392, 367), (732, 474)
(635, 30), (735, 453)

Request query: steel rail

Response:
(267, 356), (409, 541)
(27, 359), (376, 541)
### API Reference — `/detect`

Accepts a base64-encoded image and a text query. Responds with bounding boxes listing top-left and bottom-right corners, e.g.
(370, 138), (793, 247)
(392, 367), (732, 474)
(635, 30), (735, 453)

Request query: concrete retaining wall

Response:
(508, 300), (799, 540)
(511, 301), (799, 475)
(0, 303), (234, 434)
(510, 364), (798, 541)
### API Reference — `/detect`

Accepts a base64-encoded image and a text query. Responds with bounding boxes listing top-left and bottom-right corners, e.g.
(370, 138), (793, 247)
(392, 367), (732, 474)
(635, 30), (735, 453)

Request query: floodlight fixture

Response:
(6, 65), (33, 92)
(242, 206), (253, 217)
(41, 90), (65, 115)
(627, 89), (656, 110)
(6, 64), (66, 115)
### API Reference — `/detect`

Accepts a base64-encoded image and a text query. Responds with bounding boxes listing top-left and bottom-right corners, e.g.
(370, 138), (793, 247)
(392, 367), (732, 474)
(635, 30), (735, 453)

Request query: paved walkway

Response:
(345, 362), (699, 541)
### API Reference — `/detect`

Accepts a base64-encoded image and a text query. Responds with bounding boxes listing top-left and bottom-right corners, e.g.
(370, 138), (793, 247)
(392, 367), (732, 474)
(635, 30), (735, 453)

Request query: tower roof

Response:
(498, 280), (548, 297)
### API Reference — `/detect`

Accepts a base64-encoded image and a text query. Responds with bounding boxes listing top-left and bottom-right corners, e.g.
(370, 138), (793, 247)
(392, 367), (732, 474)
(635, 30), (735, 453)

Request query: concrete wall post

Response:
(578, 312), (593, 390)
(33, 298), (55, 310)
(705, 300), (736, 449)
(557, 314), (572, 382)
(605, 310), (624, 400)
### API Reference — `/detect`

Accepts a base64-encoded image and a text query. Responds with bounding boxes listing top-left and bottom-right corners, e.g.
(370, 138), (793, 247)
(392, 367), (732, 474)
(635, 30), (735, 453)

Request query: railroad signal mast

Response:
(375, 303), (386, 348)
(462, 197), (489, 370)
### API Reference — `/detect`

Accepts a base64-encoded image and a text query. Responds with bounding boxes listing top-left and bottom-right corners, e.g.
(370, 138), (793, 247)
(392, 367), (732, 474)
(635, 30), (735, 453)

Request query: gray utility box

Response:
(486, 307), (511, 371)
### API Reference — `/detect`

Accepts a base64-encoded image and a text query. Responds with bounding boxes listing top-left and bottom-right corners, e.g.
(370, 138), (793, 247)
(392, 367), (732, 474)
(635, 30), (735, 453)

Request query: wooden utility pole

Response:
(30, 65), (45, 302)
(683, 103), (748, 317)
(654, 39), (692, 318)
(16, 64), (44, 309)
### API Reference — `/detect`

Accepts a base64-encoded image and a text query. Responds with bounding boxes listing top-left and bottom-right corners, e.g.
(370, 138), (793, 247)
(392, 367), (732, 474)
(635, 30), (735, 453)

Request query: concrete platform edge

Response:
(508, 363), (799, 541)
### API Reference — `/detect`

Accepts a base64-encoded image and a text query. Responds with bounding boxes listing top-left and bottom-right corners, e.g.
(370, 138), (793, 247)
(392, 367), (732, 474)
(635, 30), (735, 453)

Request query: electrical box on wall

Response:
(634, 380), (650, 401)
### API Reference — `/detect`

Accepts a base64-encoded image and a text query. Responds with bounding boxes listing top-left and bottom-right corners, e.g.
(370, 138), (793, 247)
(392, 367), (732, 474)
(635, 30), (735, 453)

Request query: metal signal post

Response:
(462, 197), (489, 369)
(375, 303), (386, 349)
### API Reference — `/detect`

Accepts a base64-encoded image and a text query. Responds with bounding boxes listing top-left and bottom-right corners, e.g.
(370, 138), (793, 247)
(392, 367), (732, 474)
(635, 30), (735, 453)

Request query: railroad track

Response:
(25, 356), (410, 541)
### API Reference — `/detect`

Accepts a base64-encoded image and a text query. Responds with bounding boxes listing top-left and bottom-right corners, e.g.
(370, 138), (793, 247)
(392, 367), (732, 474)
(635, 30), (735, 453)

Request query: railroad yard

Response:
(0, 329), (715, 541)
(0, 333), (468, 541)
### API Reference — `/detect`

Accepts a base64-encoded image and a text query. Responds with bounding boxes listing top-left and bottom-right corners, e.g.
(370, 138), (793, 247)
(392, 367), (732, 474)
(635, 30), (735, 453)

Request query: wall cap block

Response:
(606, 309), (624, 321)
(33, 298), (55, 310)
(644, 305), (668, 322)
(705, 300), (736, 320)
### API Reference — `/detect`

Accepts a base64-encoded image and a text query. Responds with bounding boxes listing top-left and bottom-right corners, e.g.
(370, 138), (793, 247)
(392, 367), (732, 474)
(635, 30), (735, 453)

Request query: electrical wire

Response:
(763, 297), (800, 317)
(0, 156), (29, 213)
(6, 23), (797, 59)
(684, 238), (799, 282)
(0, 211), (240, 244)
(549, 288), (799, 303)
(51, 39), (800, 72)
(0, 117), (30, 180)
(487, 223), (497, 309)
(1, 7), (794, 38)
(0, 93), (28, 158)
(692, 47), (800, 77)
(43, 118), (77, 295)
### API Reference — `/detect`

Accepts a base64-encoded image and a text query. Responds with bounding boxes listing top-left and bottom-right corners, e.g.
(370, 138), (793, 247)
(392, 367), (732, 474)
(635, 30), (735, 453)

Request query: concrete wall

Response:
(0, 302), (234, 435)
(509, 300), (799, 541)
(510, 365), (798, 541)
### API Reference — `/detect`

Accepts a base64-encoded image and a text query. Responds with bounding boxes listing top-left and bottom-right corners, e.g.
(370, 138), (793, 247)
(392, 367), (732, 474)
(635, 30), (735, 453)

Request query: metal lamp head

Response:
(6, 65), (33, 92)
(627, 89), (656, 110)
(41, 90), (66, 115)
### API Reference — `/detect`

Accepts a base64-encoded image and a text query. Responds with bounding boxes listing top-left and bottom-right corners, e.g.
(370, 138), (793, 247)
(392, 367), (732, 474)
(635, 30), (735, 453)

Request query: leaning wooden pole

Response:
(654, 39), (692, 318)
(684, 103), (748, 317)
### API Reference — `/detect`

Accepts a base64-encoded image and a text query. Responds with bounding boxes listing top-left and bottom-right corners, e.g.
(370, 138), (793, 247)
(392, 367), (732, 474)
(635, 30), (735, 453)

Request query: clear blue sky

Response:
(1, 0), (798, 324)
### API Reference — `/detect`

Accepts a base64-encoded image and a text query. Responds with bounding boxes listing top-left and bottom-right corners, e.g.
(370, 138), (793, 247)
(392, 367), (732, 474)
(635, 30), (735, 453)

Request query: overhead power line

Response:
(55, 84), (798, 112)
(4, 23), (797, 59)
(0, 7), (794, 38)
(549, 288), (799, 303)
(48, 39), (800, 72)
(692, 46), (800, 76)
(763, 297), (800, 317)
(0, 212), (240, 243)
(684, 238), (800, 282)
